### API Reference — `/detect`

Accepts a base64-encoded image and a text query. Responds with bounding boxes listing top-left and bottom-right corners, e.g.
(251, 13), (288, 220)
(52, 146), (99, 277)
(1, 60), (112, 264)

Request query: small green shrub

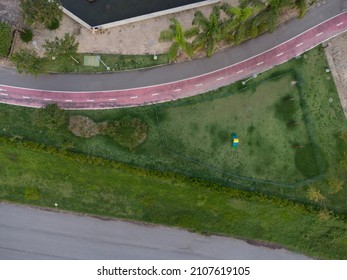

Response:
(24, 187), (41, 201)
(45, 17), (60, 30)
(32, 104), (68, 130)
(20, 28), (33, 43)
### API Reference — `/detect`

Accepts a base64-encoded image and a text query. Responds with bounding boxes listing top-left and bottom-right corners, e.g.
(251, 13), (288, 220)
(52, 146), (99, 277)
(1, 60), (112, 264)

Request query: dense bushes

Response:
(19, 28), (33, 43)
(20, 0), (62, 29)
(69, 115), (148, 149)
(32, 104), (68, 130)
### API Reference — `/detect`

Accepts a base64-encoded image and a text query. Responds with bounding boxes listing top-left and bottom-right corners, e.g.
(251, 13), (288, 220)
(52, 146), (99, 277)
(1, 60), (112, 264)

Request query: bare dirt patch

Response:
(324, 32), (347, 118)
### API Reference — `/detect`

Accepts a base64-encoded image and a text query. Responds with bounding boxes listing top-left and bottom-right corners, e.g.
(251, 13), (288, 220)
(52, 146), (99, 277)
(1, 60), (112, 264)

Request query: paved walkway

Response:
(0, 7), (346, 109)
(0, 203), (309, 260)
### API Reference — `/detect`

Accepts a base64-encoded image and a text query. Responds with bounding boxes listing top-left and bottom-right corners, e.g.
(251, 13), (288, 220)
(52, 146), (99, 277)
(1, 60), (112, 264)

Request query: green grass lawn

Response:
(0, 140), (346, 259)
(157, 73), (312, 184)
(42, 53), (169, 73)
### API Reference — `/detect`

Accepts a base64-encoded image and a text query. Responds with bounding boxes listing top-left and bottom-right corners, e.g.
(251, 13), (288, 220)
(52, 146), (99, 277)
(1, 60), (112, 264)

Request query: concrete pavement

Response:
(0, 203), (309, 260)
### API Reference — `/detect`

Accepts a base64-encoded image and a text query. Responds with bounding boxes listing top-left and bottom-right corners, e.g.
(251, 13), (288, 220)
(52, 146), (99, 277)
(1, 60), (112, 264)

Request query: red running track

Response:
(0, 12), (346, 110)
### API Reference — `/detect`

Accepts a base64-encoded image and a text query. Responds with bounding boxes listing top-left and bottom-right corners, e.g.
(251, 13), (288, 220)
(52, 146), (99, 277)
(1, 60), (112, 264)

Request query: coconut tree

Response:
(192, 5), (224, 58)
(159, 18), (198, 61)
(221, 3), (254, 44)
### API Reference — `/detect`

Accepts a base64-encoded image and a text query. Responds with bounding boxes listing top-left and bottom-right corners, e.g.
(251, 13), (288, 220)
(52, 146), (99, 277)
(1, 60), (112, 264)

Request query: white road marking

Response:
(22, 96), (30, 99)
(216, 77), (224, 81)
(130, 96), (138, 99)
(65, 99), (73, 102)
(195, 83), (203, 87)
(257, 62), (264, 66)
(316, 32), (323, 37)
(276, 52), (284, 57)
(296, 42), (303, 47)
(236, 70), (244, 74)
(43, 98), (52, 101)
(336, 22), (343, 26)
(0, 89), (7, 92)
(108, 98), (117, 101)
(87, 99), (95, 102)
(0, 93), (8, 96)
(174, 89), (181, 92)
(151, 93), (160, 96)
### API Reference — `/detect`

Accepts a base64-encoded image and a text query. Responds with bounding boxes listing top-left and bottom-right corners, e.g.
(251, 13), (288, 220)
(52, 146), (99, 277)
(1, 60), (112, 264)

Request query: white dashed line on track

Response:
(336, 22), (344, 26)
(236, 70), (244, 74)
(0, 89), (7, 92)
(108, 98), (117, 101)
(151, 93), (160, 96)
(195, 83), (203, 87)
(296, 42), (303, 47)
(65, 100), (73, 102)
(87, 100), (95, 102)
(173, 89), (181, 92)
(276, 52), (284, 57)
(130, 96), (138, 99)
(0, 93), (8, 96)
(216, 77), (224, 81)
(43, 98), (52, 101)
(316, 32), (323, 37)
(257, 62), (264, 66)
(22, 96), (30, 99)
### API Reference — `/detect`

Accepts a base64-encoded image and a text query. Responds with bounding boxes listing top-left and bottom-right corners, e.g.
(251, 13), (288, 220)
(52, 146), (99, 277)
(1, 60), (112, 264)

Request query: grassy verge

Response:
(42, 53), (169, 73)
(0, 140), (346, 259)
(0, 46), (346, 212)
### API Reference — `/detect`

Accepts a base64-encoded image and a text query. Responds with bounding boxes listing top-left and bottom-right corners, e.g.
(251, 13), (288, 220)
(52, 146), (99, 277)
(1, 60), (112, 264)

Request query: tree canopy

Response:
(20, 0), (63, 28)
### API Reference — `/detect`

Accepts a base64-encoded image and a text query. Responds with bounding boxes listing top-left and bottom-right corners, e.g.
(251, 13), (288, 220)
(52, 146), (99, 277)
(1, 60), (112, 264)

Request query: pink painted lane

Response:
(0, 12), (346, 109)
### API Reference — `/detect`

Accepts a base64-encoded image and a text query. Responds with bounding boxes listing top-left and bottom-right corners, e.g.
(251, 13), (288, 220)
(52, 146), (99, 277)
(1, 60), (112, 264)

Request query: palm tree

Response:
(192, 5), (224, 58)
(294, 0), (308, 18)
(159, 18), (198, 61)
(221, 3), (254, 44)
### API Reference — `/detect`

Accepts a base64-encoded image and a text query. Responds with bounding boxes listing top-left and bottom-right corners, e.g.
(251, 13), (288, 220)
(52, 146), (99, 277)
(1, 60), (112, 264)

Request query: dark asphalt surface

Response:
(0, 0), (345, 91)
(0, 203), (309, 260)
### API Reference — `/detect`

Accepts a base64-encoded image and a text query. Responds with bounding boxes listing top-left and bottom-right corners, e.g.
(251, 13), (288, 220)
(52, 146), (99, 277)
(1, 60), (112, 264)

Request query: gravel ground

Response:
(324, 32), (347, 118)
(0, 0), (21, 26)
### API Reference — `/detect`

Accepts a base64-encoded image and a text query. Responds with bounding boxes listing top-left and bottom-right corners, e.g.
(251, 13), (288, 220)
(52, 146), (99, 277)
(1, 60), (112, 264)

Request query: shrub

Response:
(0, 22), (12, 57)
(45, 17), (60, 30)
(32, 104), (68, 130)
(24, 187), (41, 201)
(11, 49), (44, 76)
(20, 0), (62, 28)
(69, 115), (148, 149)
(102, 116), (148, 149)
(19, 28), (33, 43)
(43, 33), (79, 58)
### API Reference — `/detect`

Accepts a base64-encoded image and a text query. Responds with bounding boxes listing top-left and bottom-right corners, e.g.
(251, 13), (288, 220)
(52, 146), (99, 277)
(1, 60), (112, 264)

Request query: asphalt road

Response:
(0, 203), (309, 260)
(0, 0), (345, 91)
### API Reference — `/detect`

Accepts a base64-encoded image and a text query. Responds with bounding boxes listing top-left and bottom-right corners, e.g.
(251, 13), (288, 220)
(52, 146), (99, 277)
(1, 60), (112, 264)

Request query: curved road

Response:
(0, 203), (309, 260)
(0, 0), (346, 109)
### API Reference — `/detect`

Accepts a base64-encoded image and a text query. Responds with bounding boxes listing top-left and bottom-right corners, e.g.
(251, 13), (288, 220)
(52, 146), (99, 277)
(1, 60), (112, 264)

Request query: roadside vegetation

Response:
(0, 138), (346, 259)
(0, 22), (12, 57)
(11, 0), (312, 74)
(19, 0), (62, 30)
(160, 0), (313, 60)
